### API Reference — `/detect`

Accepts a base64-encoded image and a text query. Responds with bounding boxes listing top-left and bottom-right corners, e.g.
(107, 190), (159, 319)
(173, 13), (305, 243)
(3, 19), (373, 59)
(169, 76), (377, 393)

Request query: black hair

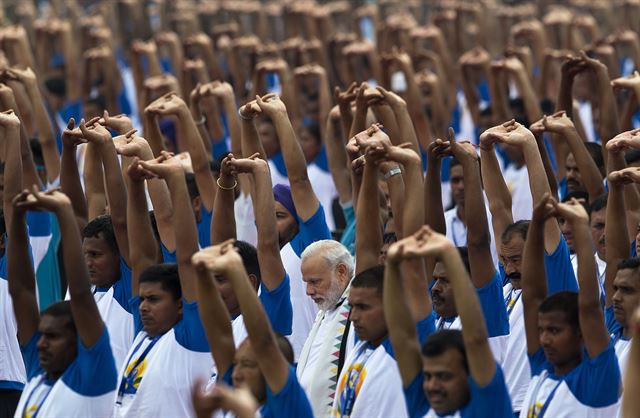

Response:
(618, 257), (640, 272)
(540, 98), (555, 115)
(275, 333), (294, 364)
(185, 172), (200, 200)
(383, 232), (397, 245)
(41, 301), (77, 335)
(303, 121), (321, 144)
(139, 263), (182, 300)
(502, 220), (530, 244)
(44, 76), (66, 97)
(588, 193), (608, 217)
(351, 265), (384, 294)
(421, 329), (468, 373)
(538, 291), (579, 328)
(583, 142), (604, 170)
(30, 138), (44, 168)
(83, 215), (119, 255)
(85, 95), (107, 112)
(625, 149), (640, 165)
(234, 240), (262, 286)
(450, 158), (461, 169)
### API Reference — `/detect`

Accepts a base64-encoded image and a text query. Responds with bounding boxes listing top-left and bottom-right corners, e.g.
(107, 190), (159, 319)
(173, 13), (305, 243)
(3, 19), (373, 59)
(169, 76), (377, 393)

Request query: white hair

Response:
(301, 240), (355, 279)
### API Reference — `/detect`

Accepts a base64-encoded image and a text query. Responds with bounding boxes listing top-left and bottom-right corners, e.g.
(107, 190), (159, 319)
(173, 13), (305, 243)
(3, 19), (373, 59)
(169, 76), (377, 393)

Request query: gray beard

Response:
(317, 279), (346, 311)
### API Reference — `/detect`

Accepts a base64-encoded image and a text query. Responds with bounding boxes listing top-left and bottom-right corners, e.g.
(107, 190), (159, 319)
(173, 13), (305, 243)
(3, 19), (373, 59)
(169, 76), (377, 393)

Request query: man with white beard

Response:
(297, 240), (355, 418)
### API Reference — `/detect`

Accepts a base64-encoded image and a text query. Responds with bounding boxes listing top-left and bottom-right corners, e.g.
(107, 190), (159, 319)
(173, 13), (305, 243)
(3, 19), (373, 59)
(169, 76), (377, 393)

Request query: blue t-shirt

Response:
(339, 204), (356, 255)
(198, 207), (213, 249)
(403, 364), (513, 418)
(259, 274), (293, 336)
(130, 297), (210, 352)
(21, 326), (117, 395)
(289, 205), (332, 258)
(161, 242), (176, 264)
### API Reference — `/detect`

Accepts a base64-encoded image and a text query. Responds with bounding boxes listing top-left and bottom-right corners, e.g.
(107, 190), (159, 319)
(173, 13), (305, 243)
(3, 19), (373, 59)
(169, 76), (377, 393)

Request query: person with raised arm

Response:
(9, 186), (117, 417)
(386, 226), (512, 417)
(520, 194), (621, 417)
(113, 152), (212, 417)
(192, 239), (313, 418)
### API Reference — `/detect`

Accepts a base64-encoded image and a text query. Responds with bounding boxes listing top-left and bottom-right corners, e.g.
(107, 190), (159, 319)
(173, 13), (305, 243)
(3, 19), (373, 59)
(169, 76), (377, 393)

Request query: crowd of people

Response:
(2, 0), (640, 417)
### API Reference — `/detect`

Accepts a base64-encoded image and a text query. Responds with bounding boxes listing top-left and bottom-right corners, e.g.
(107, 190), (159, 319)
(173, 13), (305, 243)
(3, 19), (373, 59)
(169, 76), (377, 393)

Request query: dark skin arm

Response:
(60, 119), (88, 231)
(211, 154), (238, 245)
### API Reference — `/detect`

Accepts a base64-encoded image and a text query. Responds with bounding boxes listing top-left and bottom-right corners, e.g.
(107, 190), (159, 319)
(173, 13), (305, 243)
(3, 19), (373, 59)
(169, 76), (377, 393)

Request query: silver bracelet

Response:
(383, 167), (402, 180)
(195, 115), (206, 125)
(238, 108), (253, 121)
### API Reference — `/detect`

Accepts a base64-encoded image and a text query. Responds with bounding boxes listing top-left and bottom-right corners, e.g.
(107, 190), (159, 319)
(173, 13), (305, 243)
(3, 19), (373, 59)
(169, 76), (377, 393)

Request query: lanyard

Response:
(340, 344), (374, 417)
(526, 371), (563, 418)
(22, 376), (54, 418)
(436, 317), (455, 331)
(117, 335), (160, 397)
(505, 288), (522, 317)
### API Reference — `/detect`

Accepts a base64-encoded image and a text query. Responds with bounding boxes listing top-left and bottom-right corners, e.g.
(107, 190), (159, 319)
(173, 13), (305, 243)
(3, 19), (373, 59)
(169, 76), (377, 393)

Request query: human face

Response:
(537, 311), (582, 373)
(499, 235), (525, 288)
(82, 235), (121, 288)
(138, 281), (182, 337)
(612, 268), (640, 331)
(37, 314), (77, 380)
(558, 217), (574, 252)
(215, 273), (240, 317)
(431, 262), (457, 318)
(589, 208), (606, 260)
(450, 165), (465, 207)
(565, 153), (584, 193)
(257, 121), (279, 158)
(299, 127), (321, 163)
(301, 255), (348, 311)
(348, 287), (387, 346)
(232, 340), (266, 403)
(275, 201), (299, 248)
(422, 348), (470, 415)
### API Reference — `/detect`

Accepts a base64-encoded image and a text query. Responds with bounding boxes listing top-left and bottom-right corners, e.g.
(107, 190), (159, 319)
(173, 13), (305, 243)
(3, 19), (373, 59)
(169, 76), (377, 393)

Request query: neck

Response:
(623, 326), (631, 339)
(368, 334), (387, 348)
(456, 205), (465, 224)
(553, 355), (582, 376)
(46, 371), (63, 382)
(510, 279), (522, 290)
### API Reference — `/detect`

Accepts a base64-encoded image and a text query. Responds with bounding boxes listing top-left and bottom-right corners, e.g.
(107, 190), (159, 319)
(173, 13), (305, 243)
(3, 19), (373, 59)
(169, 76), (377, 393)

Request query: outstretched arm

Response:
(256, 94), (319, 221)
(60, 119), (88, 230)
(211, 154), (237, 245)
(555, 199), (609, 358)
(140, 154), (200, 302)
(191, 244), (235, 378)
(522, 196), (552, 356)
(622, 307), (640, 418)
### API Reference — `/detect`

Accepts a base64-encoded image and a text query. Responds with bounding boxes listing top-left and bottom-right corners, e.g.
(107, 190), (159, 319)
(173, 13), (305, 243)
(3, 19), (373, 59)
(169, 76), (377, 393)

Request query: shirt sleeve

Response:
(161, 242), (177, 264)
(174, 300), (211, 352)
(467, 364), (513, 417)
(266, 365), (314, 418)
(259, 274), (293, 336)
(129, 296), (143, 335)
(112, 257), (133, 313)
(605, 305), (622, 336)
(544, 236), (579, 294)
(197, 207), (213, 248)
(20, 331), (43, 380)
(289, 205), (332, 257)
(567, 342), (622, 408)
(61, 327), (117, 396)
(476, 272), (510, 338)
(403, 372), (430, 418)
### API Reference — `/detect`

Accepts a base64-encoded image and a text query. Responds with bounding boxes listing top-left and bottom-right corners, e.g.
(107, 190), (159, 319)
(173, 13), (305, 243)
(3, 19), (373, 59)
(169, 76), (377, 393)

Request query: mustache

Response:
(506, 272), (521, 280)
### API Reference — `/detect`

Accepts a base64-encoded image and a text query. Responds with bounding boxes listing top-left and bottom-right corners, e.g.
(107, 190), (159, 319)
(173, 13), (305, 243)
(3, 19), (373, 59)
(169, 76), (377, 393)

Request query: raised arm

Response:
(450, 133), (496, 287)
(503, 56), (543, 125)
(125, 158), (159, 295)
(140, 153), (200, 302)
(191, 243), (235, 378)
(225, 240), (290, 393)
(554, 199), (609, 357)
(622, 307), (640, 418)
(522, 195), (552, 356)
(79, 121), (130, 266)
(256, 94), (319, 221)
(211, 154), (237, 245)
(228, 155), (286, 291)
(325, 106), (352, 205)
(60, 119), (88, 230)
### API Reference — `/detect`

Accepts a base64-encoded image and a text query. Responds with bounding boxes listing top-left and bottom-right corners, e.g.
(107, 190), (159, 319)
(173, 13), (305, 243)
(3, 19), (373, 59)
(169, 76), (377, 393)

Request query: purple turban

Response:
(273, 184), (298, 220)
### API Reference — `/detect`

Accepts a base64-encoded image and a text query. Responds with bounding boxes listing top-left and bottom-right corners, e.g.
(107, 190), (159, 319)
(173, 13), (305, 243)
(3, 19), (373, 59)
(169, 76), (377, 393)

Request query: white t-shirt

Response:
(113, 300), (213, 418)
(501, 283), (529, 413)
(307, 163), (338, 231)
(444, 204), (498, 267)
(15, 328), (117, 418)
(519, 344), (621, 418)
(0, 278), (26, 389)
(503, 164), (532, 222)
(234, 192), (258, 247)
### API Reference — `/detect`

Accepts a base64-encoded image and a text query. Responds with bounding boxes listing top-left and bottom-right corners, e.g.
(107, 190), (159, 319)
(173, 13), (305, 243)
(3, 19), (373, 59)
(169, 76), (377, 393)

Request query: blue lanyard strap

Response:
(505, 288), (522, 316)
(22, 376), (54, 418)
(118, 335), (161, 396)
(527, 371), (563, 418)
(340, 345), (374, 417)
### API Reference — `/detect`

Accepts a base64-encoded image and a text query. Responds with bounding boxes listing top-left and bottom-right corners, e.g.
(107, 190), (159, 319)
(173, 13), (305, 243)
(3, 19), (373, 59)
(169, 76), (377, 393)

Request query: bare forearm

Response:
(355, 163), (382, 273)
(325, 118), (352, 204)
(61, 145), (88, 227)
(4, 125), (22, 227)
(211, 186), (237, 245)
(83, 143), (107, 219)
(126, 178), (158, 284)
(424, 159), (444, 233)
(564, 128), (605, 199)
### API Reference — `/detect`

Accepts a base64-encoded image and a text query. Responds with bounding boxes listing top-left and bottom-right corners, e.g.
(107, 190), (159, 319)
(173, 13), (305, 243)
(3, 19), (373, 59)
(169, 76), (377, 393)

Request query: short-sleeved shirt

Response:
(519, 344), (621, 418)
(198, 207), (213, 248)
(404, 364), (513, 418)
(15, 327), (117, 418)
(113, 299), (213, 417)
(605, 305), (632, 374)
(433, 272), (509, 364)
